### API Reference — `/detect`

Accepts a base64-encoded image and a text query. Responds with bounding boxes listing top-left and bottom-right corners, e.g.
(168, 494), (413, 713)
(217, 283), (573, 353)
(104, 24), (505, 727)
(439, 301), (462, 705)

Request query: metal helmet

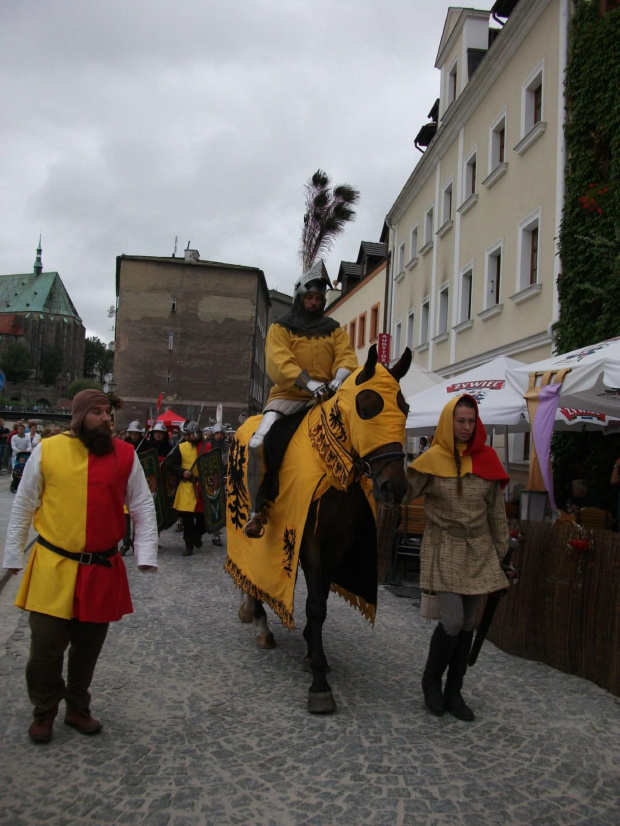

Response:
(127, 420), (145, 433)
(152, 422), (168, 433)
(184, 420), (200, 435)
(211, 422), (223, 434)
(293, 260), (332, 301)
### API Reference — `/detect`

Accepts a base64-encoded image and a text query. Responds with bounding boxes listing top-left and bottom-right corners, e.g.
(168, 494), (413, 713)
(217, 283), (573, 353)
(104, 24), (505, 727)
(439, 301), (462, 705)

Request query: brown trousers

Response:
(27, 611), (109, 720)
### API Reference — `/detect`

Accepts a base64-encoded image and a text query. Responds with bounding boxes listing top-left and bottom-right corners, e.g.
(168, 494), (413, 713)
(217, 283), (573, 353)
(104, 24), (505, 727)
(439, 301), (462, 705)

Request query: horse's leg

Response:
(253, 599), (276, 649)
(300, 527), (336, 714)
(238, 591), (254, 623)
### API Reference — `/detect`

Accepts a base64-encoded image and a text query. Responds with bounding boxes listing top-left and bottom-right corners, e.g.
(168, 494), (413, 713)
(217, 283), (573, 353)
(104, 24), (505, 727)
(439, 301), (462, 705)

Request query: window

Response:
(442, 182), (453, 224)
(425, 207), (434, 244)
(410, 226), (418, 260)
(459, 269), (473, 323)
(465, 153), (477, 196)
(448, 60), (458, 104)
(517, 210), (541, 290)
(406, 310), (415, 350)
(420, 300), (430, 345)
(370, 303), (380, 341)
(523, 63), (544, 135)
(349, 320), (357, 349)
(394, 321), (402, 358)
(438, 286), (449, 335)
(490, 111), (506, 169)
(171, 298), (176, 312)
(398, 242), (406, 274)
(484, 242), (503, 307)
(358, 313), (366, 348)
(168, 330), (174, 350)
(166, 371), (171, 389)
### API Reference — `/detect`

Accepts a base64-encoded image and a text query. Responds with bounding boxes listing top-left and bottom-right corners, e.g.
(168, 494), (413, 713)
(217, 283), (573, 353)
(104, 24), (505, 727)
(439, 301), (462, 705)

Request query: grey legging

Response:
(438, 592), (482, 637)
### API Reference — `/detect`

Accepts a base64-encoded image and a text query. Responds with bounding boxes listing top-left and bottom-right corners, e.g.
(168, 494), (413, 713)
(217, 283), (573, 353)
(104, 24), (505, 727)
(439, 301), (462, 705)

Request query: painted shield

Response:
(197, 448), (226, 532)
(139, 448), (177, 532)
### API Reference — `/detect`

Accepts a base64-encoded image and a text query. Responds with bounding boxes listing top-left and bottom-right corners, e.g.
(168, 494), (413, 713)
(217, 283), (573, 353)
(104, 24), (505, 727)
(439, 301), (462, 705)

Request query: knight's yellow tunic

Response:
(173, 441), (202, 512)
(265, 323), (357, 406)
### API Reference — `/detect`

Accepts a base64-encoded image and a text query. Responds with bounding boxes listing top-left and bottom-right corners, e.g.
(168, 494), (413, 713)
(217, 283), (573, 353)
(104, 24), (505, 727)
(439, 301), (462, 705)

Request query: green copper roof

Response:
(0, 271), (82, 320)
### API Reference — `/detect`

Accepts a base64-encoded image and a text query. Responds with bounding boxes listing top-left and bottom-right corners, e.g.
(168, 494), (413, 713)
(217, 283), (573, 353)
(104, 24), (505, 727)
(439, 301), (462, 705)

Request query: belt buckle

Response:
(80, 552), (93, 565)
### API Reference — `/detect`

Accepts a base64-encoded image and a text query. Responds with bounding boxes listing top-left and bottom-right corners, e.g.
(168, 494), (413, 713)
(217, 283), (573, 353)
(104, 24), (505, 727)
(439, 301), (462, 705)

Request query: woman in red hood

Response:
(407, 394), (510, 722)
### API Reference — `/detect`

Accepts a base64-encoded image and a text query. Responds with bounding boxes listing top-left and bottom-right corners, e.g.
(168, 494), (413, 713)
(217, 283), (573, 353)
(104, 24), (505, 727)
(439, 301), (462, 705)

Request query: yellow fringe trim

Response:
(330, 583), (376, 626)
(224, 557), (295, 631)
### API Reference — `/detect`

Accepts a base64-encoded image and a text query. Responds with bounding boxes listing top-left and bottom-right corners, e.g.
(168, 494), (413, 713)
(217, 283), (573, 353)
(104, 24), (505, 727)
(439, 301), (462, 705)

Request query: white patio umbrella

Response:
(398, 361), (443, 400)
(405, 355), (527, 435)
(505, 337), (620, 418)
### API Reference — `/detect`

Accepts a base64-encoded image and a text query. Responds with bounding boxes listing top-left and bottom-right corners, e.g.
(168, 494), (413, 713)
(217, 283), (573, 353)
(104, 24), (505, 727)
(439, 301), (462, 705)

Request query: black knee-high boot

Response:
(444, 628), (475, 721)
(421, 623), (459, 715)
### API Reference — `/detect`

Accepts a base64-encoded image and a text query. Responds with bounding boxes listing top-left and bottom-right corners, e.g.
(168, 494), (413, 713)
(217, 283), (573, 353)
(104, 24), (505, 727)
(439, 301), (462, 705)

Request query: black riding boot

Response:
(444, 628), (475, 721)
(421, 623), (458, 715)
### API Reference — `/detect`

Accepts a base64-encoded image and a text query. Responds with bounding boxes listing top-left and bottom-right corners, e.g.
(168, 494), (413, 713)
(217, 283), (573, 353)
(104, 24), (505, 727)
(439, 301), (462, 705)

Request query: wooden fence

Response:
(483, 520), (620, 696)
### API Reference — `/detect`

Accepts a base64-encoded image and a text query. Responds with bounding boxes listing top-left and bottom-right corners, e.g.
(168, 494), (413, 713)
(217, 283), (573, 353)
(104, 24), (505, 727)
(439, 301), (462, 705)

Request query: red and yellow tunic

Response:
(15, 436), (135, 622)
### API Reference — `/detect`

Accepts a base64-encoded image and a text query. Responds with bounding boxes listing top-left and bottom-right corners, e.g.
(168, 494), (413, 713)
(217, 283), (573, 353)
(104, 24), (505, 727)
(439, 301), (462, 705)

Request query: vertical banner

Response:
(377, 333), (391, 365)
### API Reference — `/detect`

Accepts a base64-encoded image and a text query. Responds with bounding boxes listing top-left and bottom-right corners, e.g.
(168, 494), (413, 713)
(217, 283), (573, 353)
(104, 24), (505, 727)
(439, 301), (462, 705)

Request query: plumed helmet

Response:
(127, 420), (145, 433)
(293, 260), (332, 301)
(184, 420), (200, 435)
(152, 422), (168, 433)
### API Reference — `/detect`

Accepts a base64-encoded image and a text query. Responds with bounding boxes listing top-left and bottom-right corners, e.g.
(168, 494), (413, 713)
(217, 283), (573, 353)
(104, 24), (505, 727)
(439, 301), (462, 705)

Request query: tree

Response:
(41, 346), (65, 385)
(83, 336), (114, 382)
(66, 378), (103, 399)
(0, 343), (32, 382)
(299, 169), (360, 271)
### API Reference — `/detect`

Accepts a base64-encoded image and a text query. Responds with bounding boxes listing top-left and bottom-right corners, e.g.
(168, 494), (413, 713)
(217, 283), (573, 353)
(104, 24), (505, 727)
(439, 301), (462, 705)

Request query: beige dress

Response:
(407, 470), (509, 595)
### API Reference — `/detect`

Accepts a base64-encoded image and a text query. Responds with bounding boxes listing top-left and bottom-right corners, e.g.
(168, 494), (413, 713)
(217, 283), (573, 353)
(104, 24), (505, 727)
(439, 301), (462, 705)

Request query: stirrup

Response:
(244, 512), (265, 539)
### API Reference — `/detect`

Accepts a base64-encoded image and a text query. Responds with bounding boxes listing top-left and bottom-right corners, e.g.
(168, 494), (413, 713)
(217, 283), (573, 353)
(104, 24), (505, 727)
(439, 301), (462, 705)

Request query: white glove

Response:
(306, 380), (330, 401)
(327, 368), (351, 395)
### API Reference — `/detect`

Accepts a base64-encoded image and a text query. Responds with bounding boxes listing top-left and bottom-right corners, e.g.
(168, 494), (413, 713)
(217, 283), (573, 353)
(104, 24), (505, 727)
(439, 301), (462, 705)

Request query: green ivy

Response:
(553, 2), (620, 512)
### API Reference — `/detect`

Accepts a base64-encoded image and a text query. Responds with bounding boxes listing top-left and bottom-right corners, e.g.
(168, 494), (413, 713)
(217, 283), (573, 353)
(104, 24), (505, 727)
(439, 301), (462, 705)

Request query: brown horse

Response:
(226, 344), (412, 713)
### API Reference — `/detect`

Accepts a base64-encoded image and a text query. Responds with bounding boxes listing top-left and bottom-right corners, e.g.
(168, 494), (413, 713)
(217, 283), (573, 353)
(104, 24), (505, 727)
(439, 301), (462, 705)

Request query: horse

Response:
(225, 344), (412, 713)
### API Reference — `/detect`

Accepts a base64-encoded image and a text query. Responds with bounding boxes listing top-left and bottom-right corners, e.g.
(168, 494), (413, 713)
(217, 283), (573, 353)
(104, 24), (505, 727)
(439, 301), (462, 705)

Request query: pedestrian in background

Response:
(3, 390), (158, 744)
(0, 417), (9, 473)
(27, 421), (42, 450)
(407, 394), (510, 721)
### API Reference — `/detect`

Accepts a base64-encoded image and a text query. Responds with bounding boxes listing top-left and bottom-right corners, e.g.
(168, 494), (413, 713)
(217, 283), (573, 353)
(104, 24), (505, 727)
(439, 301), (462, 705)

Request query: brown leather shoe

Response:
(64, 707), (103, 735)
(29, 706), (58, 744)
(244, 513), (265, 538)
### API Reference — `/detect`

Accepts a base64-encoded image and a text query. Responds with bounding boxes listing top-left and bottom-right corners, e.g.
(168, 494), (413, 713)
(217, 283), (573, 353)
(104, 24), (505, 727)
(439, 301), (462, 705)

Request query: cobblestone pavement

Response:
(1, 491), (619, 824)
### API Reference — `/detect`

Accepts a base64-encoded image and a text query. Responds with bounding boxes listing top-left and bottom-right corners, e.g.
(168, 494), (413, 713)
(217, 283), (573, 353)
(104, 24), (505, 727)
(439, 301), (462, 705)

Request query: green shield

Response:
(139, 448), (177, 532)
(197, 448), (226, 532)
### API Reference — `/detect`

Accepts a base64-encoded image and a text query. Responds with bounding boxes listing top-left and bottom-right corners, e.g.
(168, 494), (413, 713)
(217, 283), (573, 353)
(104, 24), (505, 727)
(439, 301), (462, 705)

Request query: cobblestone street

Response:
(1, 473), (619, 825)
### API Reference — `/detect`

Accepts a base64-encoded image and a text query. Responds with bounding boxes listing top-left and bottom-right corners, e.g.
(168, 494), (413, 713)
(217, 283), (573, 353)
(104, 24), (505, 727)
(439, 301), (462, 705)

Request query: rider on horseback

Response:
(244, 260), (358, 538)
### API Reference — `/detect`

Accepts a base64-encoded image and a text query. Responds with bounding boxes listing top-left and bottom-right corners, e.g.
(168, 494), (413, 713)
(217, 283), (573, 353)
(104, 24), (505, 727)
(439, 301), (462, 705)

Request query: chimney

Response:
(184, 249), (200, 263)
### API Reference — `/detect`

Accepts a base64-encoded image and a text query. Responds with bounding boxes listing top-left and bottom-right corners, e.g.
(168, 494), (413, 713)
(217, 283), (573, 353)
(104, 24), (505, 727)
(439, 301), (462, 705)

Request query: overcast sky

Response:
(1, 1), (492, 342)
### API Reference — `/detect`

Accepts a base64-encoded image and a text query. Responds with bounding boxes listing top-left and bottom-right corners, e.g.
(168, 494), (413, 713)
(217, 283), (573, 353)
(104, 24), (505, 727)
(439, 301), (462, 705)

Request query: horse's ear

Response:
(355, 344), (378, 385)
(389, 347), (412, 382)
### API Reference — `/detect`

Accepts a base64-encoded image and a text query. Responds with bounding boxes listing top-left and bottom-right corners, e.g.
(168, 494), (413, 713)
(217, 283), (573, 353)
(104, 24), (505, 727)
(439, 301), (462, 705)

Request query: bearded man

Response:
(3, 390), (158, 744)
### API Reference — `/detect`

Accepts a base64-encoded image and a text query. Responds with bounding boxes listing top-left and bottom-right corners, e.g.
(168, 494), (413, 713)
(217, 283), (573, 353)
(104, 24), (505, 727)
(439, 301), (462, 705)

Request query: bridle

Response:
(357, 447), (406, 481)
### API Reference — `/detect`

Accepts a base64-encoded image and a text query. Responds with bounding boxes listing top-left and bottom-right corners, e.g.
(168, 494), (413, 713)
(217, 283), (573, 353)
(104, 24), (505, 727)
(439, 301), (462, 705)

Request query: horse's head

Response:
(333, 344), (412, 506)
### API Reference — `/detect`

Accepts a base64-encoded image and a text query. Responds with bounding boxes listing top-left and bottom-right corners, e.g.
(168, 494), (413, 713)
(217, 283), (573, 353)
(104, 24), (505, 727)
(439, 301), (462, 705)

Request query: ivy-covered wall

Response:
(553, 1), (620, 511)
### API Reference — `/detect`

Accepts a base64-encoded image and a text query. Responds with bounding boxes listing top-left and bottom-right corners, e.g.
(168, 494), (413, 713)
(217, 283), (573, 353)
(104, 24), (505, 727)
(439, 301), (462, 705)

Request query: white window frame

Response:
(459, 265), (473, 324)
(406, 224), (419, 269)
(437, 283), (449, 336)
(447, 58), (458, 105)
(484, 240), (504, 309)
(420, 299), (430, 346)
(394, 320), (402, 358)
(521, 60), (544, 137)
(406, 309), (415, 351)
(488, 107), (507, 173)
(437, 179), (454, 238)
(424, 205), (434, 247)
(459, 146), (479, 215)
(515, 208), (542, 296)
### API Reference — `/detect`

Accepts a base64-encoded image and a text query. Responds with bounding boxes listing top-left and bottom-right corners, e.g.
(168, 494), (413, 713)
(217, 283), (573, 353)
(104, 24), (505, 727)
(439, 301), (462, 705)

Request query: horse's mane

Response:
(257, 407), (310, 512)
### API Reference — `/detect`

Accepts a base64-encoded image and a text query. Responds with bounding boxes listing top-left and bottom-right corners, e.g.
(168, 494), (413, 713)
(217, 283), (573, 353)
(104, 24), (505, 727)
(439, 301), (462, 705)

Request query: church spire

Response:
(33, 235), (42, 277)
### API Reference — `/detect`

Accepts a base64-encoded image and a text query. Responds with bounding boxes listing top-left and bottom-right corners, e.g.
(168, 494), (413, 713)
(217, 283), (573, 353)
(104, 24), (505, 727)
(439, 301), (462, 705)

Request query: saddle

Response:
(256, 408), (309, 513)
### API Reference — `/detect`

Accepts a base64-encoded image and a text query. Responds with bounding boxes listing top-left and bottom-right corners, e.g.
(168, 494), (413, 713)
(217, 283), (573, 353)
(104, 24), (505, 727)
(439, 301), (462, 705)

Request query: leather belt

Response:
(429, 524), (488, 544)
(37, 535), (117, 568)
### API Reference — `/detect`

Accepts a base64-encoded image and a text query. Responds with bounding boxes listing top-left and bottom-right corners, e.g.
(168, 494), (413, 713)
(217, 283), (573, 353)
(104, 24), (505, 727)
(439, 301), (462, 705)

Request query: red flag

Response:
(156, 392), (164, 414)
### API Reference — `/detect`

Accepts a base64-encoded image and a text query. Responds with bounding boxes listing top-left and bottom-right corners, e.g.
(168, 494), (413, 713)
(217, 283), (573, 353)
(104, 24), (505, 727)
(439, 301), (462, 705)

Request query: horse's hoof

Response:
(303, 657), (331, 674)
(257, 633), (276, 649)
(238, 604), (253, 623)
(308, 690), (336, 714)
